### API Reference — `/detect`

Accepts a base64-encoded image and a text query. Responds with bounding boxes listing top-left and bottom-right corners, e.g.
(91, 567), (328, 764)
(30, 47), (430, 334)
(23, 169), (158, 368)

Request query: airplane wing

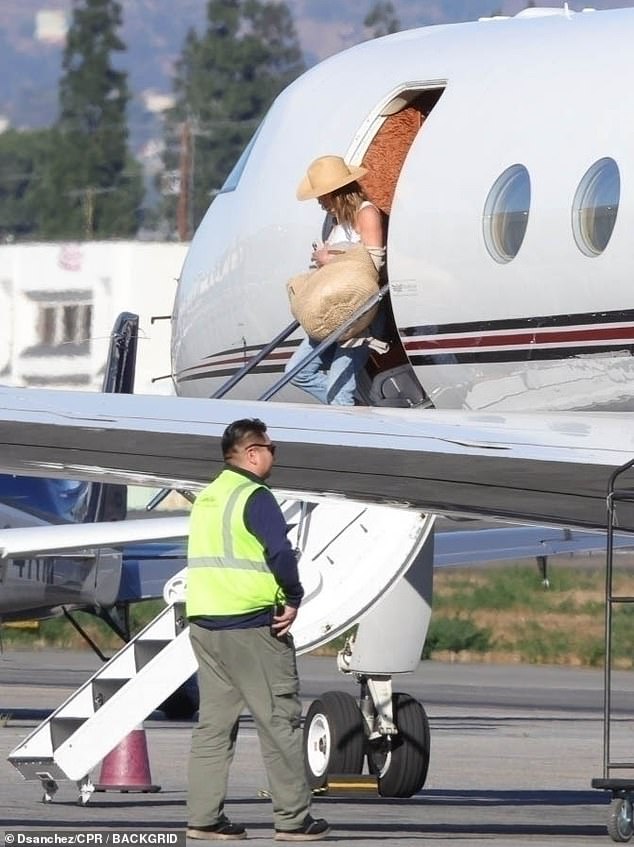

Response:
(434, 524), (633, 566)
(1, 385), (634, 531)
(1, 510), (628, 577)
(0, 516), (189, 558)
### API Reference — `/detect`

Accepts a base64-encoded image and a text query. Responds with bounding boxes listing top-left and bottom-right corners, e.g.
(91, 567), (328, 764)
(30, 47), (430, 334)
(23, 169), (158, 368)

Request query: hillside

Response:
(0, 0), (625, 138)
(0, 0), (629, 149)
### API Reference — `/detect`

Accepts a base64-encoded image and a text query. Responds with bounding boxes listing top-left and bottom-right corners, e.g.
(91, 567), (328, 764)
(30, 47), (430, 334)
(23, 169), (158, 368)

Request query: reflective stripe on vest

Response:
(186, 469), (283, 617)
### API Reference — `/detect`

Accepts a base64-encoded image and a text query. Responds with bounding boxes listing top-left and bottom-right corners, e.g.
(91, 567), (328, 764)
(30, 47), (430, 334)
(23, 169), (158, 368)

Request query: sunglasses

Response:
(245, 442), (277, 457)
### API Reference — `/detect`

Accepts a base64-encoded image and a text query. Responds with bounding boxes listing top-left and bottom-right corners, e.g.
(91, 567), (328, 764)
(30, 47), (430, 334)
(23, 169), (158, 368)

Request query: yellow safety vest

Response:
(186, 468), (284, 617)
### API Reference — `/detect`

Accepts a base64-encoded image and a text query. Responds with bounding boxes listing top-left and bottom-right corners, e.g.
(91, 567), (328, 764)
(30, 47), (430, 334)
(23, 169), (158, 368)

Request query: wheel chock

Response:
(320, 774), (378, 796)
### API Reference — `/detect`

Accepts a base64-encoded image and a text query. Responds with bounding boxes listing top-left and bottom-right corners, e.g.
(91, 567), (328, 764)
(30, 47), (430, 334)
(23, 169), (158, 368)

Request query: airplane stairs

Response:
(7, 598), (196, 803)
(8, 497), (434, 804)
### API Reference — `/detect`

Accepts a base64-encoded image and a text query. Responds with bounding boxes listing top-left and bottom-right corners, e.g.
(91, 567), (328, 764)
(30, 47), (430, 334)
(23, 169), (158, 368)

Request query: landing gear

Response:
(301, 518), (434, 799)
(303, 691), (365, 789)
(302, 688), (430, 798)
(367, 692), (430, 798)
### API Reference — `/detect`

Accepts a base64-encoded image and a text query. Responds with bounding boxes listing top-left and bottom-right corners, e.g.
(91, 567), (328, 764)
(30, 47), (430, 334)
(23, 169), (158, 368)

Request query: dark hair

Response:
(221, 418), (267, 458)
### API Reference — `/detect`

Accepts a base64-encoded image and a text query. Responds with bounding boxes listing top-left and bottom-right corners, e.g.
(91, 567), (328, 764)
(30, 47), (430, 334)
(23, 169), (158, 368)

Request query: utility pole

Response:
(66, 186), (115, 238)
(177, 119), (192, 241)
(82, 187), (96, 239)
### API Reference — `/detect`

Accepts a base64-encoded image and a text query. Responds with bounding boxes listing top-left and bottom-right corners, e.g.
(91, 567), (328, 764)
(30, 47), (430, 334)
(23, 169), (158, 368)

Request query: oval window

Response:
(572, 157), (620, 256)
(483, 164), (531, 263)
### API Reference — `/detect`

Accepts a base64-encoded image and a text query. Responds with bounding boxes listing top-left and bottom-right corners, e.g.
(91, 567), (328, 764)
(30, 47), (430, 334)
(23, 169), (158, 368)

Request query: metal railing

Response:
(211, 319), (300, 399)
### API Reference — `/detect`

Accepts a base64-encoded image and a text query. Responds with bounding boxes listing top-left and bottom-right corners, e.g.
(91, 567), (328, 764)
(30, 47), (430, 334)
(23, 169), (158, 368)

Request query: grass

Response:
(3, 560), (634, 669)
(1, 600), (165, 650)
(427, 561), (634, 667)
(291, 560), (634, 668)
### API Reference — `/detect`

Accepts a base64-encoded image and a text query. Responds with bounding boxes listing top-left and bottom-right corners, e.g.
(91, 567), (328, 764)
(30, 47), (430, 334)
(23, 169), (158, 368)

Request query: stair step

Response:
(92, 678), (127, 709)
(134, 639), (170, 671)
(50, 717), (86, 751)
(142, 604), (186, 640)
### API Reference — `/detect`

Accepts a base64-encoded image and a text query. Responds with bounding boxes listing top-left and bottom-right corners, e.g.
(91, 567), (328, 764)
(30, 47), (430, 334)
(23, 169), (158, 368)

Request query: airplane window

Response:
(572, 157), (620, 256)
(483, 164), (530, 263)
(218, 122), (263, 194)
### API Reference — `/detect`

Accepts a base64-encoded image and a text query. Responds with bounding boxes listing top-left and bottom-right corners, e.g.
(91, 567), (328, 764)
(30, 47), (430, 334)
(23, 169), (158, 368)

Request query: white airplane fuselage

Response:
(171, 7), (634, 412)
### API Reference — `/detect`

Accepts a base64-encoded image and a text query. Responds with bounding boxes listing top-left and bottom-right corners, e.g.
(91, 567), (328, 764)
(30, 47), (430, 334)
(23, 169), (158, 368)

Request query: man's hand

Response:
(271, 604), (298, 637)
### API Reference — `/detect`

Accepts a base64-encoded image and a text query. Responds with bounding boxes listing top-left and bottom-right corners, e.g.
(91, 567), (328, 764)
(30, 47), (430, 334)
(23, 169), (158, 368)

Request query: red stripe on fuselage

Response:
(403, 324), (634, 351)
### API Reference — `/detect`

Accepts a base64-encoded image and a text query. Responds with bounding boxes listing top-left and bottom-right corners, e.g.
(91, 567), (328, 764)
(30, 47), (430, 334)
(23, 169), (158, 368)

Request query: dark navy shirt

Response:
(190, 465), (304, 630)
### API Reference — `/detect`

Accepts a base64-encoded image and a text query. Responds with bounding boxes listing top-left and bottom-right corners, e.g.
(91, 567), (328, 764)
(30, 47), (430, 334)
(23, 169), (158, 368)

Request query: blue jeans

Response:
(284, 335), (370, 406)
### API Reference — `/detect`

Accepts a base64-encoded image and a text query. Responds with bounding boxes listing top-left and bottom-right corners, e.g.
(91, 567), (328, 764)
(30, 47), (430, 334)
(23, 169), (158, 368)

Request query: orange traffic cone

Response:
(93, 725), (160, 793)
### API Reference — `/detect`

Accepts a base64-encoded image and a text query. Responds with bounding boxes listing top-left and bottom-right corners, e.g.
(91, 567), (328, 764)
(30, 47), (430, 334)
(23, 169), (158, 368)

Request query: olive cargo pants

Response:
(187, 623), (312, 830)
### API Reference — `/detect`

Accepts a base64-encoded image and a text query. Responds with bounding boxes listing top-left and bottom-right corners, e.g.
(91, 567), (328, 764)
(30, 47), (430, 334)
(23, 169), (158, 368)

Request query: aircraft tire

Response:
(303, 690), (365, 789)
(368, 692), (430, 798)
(607, 798), (634, 842)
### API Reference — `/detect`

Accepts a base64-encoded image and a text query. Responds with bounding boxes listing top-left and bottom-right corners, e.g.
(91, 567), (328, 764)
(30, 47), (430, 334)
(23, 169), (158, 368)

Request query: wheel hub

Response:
(306, 713), (331, 777)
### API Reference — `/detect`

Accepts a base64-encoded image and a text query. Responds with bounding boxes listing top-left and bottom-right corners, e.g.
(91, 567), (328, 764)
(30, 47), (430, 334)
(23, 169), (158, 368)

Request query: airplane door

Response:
(356, 88), (445, 407)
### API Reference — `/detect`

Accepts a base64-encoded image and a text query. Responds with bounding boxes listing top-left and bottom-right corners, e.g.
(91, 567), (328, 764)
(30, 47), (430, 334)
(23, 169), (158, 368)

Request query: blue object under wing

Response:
(118, 540), (186, 602)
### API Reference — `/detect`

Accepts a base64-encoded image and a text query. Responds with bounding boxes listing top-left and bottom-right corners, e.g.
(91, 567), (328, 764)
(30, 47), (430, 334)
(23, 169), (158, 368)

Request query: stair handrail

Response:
(210, 319), (300, 399)
(258, 283), (389, 402)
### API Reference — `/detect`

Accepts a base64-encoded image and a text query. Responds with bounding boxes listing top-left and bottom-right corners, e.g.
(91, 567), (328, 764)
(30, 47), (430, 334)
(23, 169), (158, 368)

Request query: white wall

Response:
(0, 241), (189, 395)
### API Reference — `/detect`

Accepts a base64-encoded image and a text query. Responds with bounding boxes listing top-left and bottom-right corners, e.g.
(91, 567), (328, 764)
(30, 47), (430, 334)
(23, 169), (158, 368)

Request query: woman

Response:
(285, 155), (386, 406)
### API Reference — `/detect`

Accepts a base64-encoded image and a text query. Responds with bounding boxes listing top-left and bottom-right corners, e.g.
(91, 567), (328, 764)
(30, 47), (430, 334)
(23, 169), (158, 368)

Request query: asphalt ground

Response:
(3, 651), (634, 845)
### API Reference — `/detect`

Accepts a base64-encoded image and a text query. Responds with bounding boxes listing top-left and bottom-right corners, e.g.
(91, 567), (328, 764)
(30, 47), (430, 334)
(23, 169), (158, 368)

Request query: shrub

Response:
(423, 616), (492, 658)
(513, 621), (574, 664)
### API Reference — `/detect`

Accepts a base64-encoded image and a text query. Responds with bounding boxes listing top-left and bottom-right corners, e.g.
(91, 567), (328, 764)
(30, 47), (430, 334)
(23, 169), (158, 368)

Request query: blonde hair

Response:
(329, 182), (366, 229)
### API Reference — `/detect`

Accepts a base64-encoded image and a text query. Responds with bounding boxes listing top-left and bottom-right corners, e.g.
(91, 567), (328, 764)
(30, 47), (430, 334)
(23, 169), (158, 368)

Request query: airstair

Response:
(8, 599), (195, 803)
(8, 496), (434, 803)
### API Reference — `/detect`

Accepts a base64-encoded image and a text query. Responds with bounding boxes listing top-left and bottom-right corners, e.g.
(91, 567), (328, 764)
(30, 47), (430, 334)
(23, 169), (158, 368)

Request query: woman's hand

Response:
(312, 244), (332, 267)
(313, 243), (348, 267)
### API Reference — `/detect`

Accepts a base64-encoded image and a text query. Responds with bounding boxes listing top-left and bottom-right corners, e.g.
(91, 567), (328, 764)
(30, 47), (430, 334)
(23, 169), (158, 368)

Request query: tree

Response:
(0, 129), (55, 241)
(364, 1), (401, 39)
(161, 0), (305, 237)
(39, 0), (143, 239)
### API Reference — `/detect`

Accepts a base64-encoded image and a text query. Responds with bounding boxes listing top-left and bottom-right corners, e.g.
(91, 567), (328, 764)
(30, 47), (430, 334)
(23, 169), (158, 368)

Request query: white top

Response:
(326, 201), (385, 270)
(326, 200), (374, 245)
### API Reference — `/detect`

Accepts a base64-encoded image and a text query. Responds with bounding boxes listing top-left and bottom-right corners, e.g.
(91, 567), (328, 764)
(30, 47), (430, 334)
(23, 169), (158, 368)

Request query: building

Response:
(0, 241), (189, 395)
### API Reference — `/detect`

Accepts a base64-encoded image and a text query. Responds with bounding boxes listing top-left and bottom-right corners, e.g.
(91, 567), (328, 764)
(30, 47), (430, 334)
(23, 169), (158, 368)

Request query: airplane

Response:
(3, 3), (634, 818)
(171, 3), (634, 415)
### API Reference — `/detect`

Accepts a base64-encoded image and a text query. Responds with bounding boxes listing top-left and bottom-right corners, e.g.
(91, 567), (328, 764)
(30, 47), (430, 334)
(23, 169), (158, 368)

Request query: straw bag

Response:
(286, 243), (379, 341)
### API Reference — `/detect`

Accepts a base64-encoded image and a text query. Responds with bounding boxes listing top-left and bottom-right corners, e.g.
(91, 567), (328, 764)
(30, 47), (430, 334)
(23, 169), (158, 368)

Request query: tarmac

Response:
(2, 650), (634, 846)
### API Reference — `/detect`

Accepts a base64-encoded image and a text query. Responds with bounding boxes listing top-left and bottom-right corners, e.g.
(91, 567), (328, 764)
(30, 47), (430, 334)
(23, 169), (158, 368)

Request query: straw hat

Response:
(296, 155), (368, 201)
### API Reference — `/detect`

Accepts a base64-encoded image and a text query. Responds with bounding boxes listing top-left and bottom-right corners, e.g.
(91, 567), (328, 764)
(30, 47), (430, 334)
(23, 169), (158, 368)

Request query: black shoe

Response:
(187, 816), (247, 840)
(274, 815), (330, 841)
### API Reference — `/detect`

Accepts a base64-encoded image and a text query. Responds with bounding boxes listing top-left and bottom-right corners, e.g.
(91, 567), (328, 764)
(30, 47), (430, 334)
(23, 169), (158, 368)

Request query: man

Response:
(186, 418), (330, 842)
